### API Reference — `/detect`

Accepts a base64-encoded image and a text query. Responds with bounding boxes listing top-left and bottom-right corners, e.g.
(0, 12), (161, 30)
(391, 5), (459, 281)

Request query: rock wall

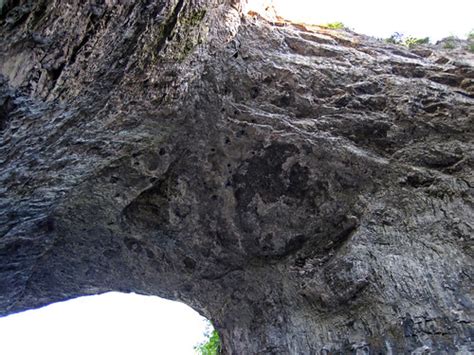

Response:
(0, 0), (473, 353)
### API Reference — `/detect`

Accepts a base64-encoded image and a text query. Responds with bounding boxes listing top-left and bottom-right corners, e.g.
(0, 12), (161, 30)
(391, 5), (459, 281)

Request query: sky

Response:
(0, 293), (209, 355)
(0, 1), (473, 355)
(270, 0), (474, 41)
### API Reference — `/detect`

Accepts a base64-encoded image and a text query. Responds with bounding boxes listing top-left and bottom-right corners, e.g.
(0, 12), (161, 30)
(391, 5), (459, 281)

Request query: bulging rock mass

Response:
(0, 0), (473, 353)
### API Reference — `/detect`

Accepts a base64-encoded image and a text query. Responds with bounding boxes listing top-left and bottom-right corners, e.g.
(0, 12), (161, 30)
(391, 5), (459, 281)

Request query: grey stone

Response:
(0, 0), (473, 353)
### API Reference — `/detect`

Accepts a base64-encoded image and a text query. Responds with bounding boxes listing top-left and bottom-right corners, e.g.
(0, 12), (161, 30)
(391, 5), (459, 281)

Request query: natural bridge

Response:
(0, 0), (472, 353)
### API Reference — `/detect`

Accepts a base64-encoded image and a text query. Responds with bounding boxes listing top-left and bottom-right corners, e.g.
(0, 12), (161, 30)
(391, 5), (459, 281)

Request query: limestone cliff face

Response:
(0, 1), (473, 353)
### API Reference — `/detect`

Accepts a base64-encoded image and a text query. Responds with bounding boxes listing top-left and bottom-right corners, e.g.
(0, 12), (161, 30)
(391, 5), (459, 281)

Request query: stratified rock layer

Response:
(0, 1), (473, 353)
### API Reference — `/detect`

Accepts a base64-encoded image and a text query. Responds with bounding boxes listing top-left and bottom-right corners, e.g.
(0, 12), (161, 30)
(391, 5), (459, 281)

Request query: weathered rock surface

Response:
(0, 0), (473, 353)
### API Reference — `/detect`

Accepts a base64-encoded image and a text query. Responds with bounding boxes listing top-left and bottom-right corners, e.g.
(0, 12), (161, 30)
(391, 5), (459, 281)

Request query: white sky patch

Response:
(269, 0), (473, 41)
(0, 293), (209, 355)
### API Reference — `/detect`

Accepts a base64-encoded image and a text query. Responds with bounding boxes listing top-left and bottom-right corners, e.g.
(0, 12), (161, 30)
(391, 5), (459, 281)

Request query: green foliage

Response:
(468, 30), (474, 41)
(404, 36), (430, 48)
(468, 30), (474, 53)
(322, 22), (345, 30)
(385, 32), (404, 44)
(443, 36), (456, 49)
(195, 324), (221, 355)
(385, 32), (430, 48)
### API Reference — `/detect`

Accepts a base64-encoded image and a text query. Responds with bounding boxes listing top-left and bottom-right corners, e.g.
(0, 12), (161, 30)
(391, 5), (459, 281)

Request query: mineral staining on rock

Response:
(0, 0), (473, 353)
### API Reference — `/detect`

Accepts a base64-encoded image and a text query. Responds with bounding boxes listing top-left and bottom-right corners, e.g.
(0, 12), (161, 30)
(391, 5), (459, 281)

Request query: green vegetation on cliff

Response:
(195, 325), (221, 355)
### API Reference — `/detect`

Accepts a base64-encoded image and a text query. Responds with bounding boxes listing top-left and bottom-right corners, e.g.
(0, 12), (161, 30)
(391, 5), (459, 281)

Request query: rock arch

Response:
(0, 1), (472, 353)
